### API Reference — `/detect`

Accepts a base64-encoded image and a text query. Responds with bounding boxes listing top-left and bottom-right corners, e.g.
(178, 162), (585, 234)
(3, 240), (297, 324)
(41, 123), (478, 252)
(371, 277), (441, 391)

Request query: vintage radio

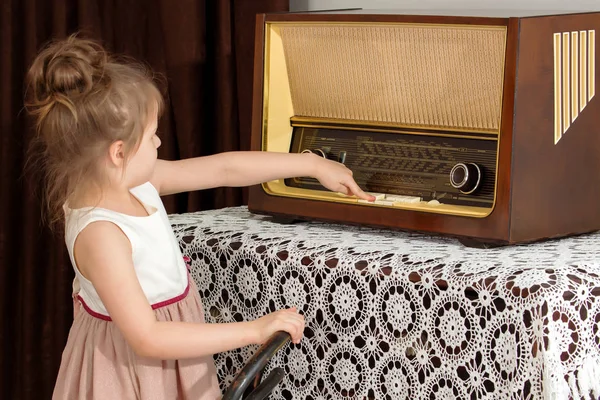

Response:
(247, 9), (600, 247)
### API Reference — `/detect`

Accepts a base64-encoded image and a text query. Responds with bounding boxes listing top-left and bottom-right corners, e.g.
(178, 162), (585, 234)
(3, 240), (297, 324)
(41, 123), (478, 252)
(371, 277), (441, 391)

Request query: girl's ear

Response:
(107, 140), (125, 168)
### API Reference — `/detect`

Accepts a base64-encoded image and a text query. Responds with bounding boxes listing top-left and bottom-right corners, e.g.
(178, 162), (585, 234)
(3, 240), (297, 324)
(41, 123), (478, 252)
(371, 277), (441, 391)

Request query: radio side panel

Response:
(510, 13), (600, 243)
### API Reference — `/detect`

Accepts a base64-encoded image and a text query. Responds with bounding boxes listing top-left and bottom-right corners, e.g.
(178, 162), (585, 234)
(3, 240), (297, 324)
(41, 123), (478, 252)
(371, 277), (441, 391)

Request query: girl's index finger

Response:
(348, 182), (375, 202)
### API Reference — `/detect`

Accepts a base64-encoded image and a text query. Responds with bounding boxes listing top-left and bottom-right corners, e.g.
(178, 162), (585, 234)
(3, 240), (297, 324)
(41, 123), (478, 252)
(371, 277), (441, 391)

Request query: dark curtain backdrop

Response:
(0, 0), (289, 398)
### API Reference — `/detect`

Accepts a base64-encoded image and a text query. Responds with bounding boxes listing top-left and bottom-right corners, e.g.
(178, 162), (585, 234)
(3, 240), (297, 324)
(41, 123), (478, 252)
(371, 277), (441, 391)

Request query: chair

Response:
(222, 331), (291, 400)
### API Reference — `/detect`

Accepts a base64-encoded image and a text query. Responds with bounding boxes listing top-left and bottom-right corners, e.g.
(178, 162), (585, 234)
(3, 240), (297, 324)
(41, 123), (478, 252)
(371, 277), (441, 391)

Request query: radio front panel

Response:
(260, 21), (507, 218)
(284, 124), (497, 213)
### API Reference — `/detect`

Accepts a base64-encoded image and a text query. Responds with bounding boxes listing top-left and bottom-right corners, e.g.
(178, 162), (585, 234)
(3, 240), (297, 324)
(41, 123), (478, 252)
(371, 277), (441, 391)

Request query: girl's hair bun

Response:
(26, 35), (108, 113)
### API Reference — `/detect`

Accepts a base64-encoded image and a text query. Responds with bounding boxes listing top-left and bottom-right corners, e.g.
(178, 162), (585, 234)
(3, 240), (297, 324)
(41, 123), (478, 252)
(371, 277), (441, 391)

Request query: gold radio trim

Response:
(571, 31), (579, 123)
(260, 21), (508, 218)
(554, 33), (563, 144)
(580, 31), (588, 113)
(590, 29), (596, 101)
(290, 117), (499, 141)
(553, 29), (596, 143)
(563, 32), (571, 133)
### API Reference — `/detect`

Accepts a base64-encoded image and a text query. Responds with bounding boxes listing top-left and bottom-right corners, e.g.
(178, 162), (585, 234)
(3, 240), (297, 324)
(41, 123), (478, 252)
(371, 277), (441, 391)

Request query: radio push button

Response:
(365, 192), (386, 200)
(449, 163), (482, 194)
(358, 193), (422, 206)
(386, 195), (421, 204)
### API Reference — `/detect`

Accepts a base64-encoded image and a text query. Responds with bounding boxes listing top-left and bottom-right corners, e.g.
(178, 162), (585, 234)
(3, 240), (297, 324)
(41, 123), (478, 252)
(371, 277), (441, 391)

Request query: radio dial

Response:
(450, 163), (481, 194)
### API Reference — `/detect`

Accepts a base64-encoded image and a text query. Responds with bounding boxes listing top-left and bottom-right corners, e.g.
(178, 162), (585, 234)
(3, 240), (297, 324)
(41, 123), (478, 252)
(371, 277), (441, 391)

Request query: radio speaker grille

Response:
(279, 24), (507, 132)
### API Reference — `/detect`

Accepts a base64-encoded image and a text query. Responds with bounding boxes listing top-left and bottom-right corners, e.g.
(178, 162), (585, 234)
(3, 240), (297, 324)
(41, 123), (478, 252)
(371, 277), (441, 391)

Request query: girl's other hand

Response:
(250, 307), (305, 345)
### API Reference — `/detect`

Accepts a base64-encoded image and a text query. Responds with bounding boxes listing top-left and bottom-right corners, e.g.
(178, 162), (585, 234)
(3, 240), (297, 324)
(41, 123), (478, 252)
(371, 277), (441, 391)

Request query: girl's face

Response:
(124, 110), (161, 187)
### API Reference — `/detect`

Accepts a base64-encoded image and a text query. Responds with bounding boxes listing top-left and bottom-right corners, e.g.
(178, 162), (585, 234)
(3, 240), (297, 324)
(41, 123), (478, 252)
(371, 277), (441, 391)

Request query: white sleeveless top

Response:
(64, 182), (189, 320)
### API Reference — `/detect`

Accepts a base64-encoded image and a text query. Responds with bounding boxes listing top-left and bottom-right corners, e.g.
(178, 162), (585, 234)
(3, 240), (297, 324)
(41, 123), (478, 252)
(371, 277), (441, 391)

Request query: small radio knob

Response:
(301, 147), (344, 163)
(449, 163), (482, 194)
(301, 148), (328, 158)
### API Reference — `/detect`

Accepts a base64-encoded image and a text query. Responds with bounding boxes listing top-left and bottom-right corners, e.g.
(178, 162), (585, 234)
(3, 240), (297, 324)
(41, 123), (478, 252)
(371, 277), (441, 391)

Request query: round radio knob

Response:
(449, 163), (482, 194)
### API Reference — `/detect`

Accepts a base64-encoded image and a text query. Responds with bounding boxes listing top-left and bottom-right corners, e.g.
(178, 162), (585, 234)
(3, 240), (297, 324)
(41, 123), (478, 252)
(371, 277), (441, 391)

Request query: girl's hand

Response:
(249, 307), (305, 345)
(312, 156), (376, 201)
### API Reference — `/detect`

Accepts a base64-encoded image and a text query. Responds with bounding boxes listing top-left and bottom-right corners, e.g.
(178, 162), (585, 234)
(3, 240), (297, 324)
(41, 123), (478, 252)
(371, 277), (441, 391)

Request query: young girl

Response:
(25, 35), (374, 399)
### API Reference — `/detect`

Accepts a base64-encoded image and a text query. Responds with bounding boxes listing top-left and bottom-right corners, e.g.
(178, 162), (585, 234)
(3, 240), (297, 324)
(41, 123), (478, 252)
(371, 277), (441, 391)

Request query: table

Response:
(170, 206), (600, 400)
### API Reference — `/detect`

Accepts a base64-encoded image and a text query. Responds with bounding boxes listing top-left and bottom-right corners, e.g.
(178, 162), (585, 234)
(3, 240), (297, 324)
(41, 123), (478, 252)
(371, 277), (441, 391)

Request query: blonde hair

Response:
(24, 34), (164, 228)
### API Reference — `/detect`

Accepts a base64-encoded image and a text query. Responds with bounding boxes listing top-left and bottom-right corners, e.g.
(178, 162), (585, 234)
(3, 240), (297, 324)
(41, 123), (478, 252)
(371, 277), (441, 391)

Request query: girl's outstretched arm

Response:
(74, 221), (305, 360)
(150, 151), (375, 201)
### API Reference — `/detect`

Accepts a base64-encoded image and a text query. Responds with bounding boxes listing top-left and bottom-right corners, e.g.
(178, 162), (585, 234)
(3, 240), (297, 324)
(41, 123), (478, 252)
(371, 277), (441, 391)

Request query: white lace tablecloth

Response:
(169, 206), (600, 400)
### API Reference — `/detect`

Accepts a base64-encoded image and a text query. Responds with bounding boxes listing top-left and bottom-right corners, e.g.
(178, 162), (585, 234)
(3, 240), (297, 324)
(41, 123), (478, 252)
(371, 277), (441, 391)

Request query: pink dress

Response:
(53, 182), (222, 399)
